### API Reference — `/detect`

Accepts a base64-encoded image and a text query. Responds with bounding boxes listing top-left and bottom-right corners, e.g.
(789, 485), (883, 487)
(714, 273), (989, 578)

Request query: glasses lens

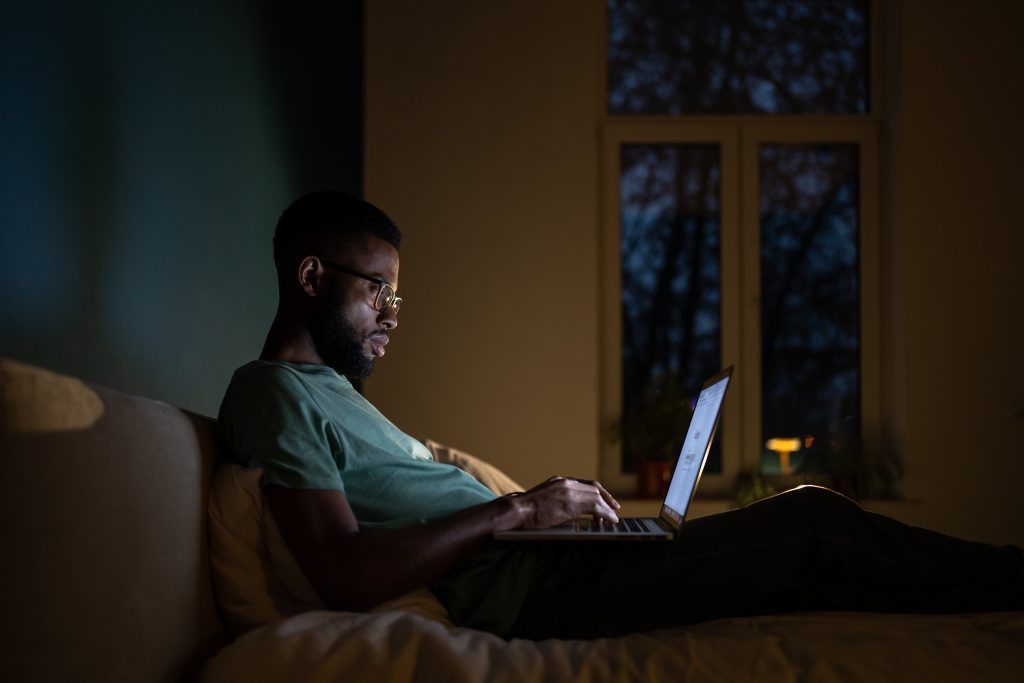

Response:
(376, 284), (395, 311)
(391, 296), (402, 312)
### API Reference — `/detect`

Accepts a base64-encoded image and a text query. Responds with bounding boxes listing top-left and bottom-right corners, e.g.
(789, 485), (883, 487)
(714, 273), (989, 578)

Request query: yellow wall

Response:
(880, 0), (1024, 545)
(366, 1), (1024, 545)
(365, 1), (602, 488)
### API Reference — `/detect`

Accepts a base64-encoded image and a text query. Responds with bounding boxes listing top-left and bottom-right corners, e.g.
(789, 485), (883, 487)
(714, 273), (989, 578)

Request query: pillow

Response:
(209, 463), (455, 636)
(0, 357), (104, 433)
(207, 464), (323, 636)
(423, 439), (524, 496)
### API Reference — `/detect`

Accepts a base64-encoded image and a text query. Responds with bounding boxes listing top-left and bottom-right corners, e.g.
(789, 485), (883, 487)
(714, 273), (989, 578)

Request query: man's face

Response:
(309, 236), (399, 379)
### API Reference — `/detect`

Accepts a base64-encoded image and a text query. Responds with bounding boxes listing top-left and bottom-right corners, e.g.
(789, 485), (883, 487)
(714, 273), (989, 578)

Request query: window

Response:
(619, 143), (723, 474)
(601, 0), (881, 497)
(608, 0), (869, 115)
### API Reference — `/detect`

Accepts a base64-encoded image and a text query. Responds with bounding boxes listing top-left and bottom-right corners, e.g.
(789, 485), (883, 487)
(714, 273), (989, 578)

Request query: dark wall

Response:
(0, 1), (363, 415)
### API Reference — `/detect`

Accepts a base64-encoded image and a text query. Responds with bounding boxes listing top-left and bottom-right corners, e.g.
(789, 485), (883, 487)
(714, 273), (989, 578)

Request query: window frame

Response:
(600, 120), (881, 497)
(600, 124), (742, 497)
(741, 124), (882, 487)
(599, 0), (884, 498)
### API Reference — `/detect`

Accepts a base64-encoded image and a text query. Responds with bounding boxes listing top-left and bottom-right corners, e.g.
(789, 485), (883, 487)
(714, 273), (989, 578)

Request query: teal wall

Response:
(0, 1), (363, 415)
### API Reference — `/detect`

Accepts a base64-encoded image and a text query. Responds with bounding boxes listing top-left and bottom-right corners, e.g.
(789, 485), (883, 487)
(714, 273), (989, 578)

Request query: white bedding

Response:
(205, 457), (1024, 681)
(200, 608), (1024, 682)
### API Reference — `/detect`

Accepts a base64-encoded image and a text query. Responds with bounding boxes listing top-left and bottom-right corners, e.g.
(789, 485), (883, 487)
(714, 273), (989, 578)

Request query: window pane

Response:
(608, 0), (869, 115)
(759, 144), (860, 475)
(621, 144), (722, 473)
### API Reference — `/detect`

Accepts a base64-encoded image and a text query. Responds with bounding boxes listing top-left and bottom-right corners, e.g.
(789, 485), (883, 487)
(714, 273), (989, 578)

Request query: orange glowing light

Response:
(765, 437), (802, 474)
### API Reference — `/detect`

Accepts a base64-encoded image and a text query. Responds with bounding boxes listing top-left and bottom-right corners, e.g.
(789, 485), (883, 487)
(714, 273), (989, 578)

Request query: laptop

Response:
(493, 366), (733, 541)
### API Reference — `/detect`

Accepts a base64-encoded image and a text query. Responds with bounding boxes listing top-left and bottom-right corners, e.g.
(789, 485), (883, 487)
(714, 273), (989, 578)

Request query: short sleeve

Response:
(218, 366), (345, 492)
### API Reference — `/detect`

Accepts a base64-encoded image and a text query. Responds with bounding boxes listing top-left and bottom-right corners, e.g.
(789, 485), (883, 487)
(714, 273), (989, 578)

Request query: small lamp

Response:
(765, 437), (802, 474)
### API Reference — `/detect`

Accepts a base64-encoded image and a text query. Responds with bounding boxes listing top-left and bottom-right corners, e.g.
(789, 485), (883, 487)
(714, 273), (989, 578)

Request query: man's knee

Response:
(743, 484), (861, 526)
(785, 484), (859, 515)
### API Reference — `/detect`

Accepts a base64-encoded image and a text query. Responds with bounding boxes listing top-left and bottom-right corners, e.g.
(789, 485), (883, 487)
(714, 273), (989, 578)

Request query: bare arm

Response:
(267, 476), (620, 611)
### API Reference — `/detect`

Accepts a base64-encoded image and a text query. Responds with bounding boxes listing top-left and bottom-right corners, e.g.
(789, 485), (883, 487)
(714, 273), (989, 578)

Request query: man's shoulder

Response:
(218, 360), (347, 425)
(216, 361), (351, 481)
(227, 360), (347, 395)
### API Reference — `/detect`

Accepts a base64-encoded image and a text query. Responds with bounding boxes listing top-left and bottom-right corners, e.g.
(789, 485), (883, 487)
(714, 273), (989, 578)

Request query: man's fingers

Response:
(593, 498), (620, 524)
(562, 478), (620, 519)
(524, 475), (622, 526)
(574, 481), (619, 523)
(594, 480), (621, 510)
(567, 477), (621, 511)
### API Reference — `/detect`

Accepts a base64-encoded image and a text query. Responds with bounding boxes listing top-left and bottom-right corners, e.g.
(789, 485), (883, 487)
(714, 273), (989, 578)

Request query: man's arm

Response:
(268, 477), (619, 611)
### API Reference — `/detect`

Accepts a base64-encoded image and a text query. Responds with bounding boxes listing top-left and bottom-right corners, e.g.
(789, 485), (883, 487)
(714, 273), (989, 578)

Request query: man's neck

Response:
(260, 314), (323, 365)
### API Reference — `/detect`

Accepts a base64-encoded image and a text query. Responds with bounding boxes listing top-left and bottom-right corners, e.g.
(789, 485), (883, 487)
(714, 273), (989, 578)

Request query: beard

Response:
(308, 290), (376, 380)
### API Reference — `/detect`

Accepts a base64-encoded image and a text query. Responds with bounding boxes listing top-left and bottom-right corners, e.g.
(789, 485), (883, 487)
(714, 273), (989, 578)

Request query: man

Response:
(219, 191), (1022, 639)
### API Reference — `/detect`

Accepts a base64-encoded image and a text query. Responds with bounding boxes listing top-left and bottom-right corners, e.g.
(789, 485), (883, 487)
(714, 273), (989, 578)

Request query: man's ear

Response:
(297, 256), (322, 298)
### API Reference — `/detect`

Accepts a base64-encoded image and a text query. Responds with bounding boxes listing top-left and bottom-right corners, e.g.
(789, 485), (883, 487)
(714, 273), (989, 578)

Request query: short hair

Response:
(272, 191), (402, 279)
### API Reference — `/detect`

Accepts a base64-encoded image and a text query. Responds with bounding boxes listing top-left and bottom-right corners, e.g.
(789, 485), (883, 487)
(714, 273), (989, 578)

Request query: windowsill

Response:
(618, 494), (924, 520)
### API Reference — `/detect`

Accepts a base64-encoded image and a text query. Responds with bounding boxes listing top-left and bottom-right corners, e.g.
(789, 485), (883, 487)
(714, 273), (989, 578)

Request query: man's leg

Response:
(507, 486), (1024, 639)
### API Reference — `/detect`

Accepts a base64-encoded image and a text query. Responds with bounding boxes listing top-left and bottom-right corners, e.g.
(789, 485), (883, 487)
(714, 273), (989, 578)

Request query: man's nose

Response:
(378, 306), (398, 330)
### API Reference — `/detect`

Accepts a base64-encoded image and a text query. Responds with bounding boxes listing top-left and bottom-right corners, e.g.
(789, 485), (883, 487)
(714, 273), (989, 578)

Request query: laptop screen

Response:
(661, 371), (731, 524)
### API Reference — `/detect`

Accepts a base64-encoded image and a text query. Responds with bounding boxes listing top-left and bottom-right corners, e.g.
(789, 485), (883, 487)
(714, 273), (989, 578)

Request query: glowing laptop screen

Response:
(662, 373), (730, 523)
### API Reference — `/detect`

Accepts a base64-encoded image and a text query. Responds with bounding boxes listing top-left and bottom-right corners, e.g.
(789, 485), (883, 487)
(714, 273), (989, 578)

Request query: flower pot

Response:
(636, 459), (672, 499)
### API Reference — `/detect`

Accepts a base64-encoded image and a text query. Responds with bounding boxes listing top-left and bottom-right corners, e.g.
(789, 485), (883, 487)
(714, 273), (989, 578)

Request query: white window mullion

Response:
(858, 128), (883, 463)
(739, 126), (765, 473)
(713, 126), (743, 494)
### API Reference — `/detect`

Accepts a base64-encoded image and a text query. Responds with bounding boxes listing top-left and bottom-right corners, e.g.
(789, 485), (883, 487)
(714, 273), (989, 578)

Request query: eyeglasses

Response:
(319, 258), (402, 313)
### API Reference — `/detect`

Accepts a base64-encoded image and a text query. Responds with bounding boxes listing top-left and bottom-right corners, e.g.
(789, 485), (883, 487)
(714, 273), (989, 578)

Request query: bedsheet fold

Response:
(200, 609), (1024, 682)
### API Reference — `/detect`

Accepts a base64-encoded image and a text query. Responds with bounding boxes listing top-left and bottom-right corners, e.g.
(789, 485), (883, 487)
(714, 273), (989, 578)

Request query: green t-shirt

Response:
(217, 360), (536, 636)
(218, 360), (497, 529)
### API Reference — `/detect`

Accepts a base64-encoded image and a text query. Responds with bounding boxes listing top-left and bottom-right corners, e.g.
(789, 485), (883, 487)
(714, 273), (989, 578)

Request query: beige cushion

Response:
(0, 358), (226, 681)
(208, 440), (522, 635)
(0, 358), (105, 433)
(424, 438), (524, 495)
(208, 465), (324, 636)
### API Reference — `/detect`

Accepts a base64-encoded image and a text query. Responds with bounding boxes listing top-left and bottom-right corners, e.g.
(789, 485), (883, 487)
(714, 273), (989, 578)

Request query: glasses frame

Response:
(319, 258), (402, 313)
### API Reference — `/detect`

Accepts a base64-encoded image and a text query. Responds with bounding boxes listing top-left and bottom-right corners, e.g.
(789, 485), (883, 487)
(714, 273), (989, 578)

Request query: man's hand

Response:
(508, 476), (621, 530)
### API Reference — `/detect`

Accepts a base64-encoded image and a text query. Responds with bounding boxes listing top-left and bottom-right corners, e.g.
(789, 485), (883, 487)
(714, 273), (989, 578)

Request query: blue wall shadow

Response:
(0, 0), (363, 415)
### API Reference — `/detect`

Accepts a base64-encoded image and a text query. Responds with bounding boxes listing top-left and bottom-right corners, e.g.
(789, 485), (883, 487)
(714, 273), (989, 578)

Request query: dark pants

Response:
(504, 486), (1023, 640)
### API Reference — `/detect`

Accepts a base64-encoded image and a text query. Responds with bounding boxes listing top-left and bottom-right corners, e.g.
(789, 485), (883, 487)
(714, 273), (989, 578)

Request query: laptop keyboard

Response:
(578, 517), (649, 533)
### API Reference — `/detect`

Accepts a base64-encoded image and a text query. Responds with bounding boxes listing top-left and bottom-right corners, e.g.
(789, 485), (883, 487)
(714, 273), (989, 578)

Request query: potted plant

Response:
(610, 375), (694, 498)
